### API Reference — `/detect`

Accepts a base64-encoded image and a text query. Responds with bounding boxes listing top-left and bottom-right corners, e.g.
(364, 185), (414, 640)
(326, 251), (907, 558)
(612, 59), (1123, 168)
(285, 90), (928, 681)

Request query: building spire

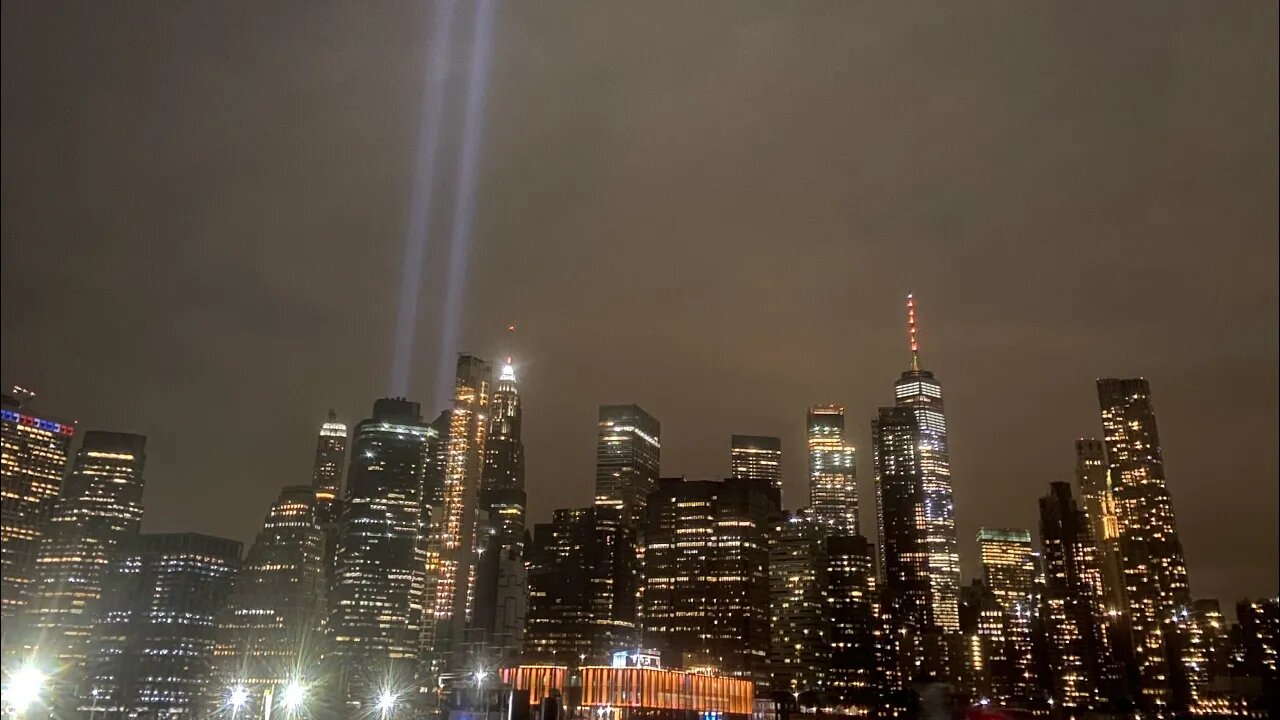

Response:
(907, 293), (921, 371)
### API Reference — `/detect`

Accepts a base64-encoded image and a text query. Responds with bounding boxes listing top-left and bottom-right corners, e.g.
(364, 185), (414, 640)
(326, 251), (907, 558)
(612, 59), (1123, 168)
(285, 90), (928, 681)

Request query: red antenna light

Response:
(907, 294), (921, 371)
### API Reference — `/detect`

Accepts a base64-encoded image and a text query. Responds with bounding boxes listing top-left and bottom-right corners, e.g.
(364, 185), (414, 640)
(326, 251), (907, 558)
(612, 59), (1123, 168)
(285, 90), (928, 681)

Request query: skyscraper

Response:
(1073, 439), (1126, 616)
(1038, 482), (1116, 711)
(594, 404), (661, 528)
(473, 358), (528, 664)
(327, 398), (434, 709)
(958, 580), (1008, 702)
(424, 355), (492, 678)
(825, 534), (878, 714)
(731, 434), (782, 494)
(806, 406), (857, 534)
(81, 533), (241, 718)
(523, 506), (637, 664)
(642, 477), (775, 684)
(19, 431), (146, 700)
(879, 294), (960, 633)
(312, 409), (348, 511)
(0, 390), (75, 627)
(767, 510), (829, 695)
(977, 528), (1039, 706)
(207, 486), (327, 714)
(1097, 378), (1191, 713)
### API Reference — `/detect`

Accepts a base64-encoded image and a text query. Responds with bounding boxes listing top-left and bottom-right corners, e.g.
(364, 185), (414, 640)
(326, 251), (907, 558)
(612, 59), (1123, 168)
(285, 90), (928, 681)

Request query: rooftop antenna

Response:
(907, 293), (921, 372)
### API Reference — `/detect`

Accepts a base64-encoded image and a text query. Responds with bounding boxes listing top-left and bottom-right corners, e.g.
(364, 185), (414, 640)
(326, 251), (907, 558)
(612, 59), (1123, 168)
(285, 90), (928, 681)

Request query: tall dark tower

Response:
(1038, 482), (1117, 711)
(327, 398), (434, 711)
(1097, 378), (1192, 714)
(473, 358), (528, 664)
(825, 534), (878, 715)
(19, 431), (146, 706)
(594, 404), (661, 528)
(0, 390), (75, 628)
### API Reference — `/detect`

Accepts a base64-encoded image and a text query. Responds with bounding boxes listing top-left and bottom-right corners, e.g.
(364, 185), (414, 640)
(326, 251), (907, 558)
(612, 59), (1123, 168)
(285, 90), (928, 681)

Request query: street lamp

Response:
(227, 685), (249, 716)
(4, 666), (46, 716)
(376, 689), (397, 718)
(281, 680), (307, 714)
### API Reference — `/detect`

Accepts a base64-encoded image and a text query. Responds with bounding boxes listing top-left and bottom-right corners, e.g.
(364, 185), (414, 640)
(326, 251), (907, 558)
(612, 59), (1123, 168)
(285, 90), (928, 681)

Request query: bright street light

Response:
(4, 666), (46, 714)
(377, 689), (398, 715)
(227, 684), (250, 710)
(473, 668), (487, 684)
(281, 680), (307, 711)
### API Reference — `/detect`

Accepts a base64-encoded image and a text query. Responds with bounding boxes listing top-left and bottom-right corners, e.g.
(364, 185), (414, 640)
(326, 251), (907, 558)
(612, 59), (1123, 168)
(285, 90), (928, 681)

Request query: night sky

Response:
(3, 2), (1276, 611)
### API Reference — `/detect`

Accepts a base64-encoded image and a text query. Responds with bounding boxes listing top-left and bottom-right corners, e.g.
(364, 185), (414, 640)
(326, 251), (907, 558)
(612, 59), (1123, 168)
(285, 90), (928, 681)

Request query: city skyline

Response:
(2, 0), (1276, 624)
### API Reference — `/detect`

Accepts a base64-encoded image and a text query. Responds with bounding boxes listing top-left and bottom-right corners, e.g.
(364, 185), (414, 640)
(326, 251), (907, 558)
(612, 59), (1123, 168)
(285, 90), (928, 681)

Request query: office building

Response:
(311, 409), (347, 513)
(20, 431), (146, 701)
(875, 295), (959, 634)
(1073, 439), (1126, 615)
(642, 477), (775, 684)
(1039, 482), (1115, 710)
(958, 579), (1008, 701)
(731, 434), (782, 494)
(594, 404), (661, 528)
(207, 486), (327, 713)
(977, 528), (1039, 705)
(424, 355), (492, 677)
(472, 359), (527, 664)
(327, 398), (434, 709)
(1097, 378), (1192, 713)
(767, 510), (829, 694)
(825, 534), (878, 713)
(523, 506), (637, 664)
(0, 390), (75, 626)
(806, 406), (857, 535)
(81, 533), (241, 718)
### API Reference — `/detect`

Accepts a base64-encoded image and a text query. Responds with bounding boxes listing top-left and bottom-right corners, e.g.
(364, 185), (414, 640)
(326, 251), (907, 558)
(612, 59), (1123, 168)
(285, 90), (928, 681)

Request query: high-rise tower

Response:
(767, 510), (830, 694)
(1073, 439), (1126, 616)
(327, 398), (434, 710)
(473, 358), (528, 664)
(1097, 378), (1191, 713)
(0, 390), (75, 627)
(807, 407), (857, 534)
(873, 295), (960, 634)
(1039, 482), (1117, 711)
(312, 409), (348, 510)
(977, 528), (1039, 706)
(825, 534), (878, 714)
(424, 355), (492, 677)
(594, 404), (660, 528)
(731, 435), (782, 494)
(20, 430), (146, 702)
(207, 486), (327, 713)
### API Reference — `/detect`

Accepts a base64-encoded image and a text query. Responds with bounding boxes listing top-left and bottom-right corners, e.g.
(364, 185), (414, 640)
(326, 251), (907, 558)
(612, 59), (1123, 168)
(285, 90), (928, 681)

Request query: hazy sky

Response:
(3, 2), (1276, 611)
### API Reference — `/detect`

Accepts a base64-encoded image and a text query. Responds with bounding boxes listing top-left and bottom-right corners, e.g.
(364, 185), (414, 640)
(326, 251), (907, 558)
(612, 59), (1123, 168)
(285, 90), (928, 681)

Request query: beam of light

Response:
(433, 0), (497, 409)
(389, 0), (459, 398)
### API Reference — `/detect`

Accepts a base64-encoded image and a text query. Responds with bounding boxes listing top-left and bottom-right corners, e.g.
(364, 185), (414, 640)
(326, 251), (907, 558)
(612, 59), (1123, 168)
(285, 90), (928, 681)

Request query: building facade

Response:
(767, 511), (829, 695)
(730, 435), (782, 495)
(81, 533), (241, 718)
(19, 430), (146, 706)
(1039, 482), (1116, 711)
(207, 485), (327, 714)
(806, 406), (857, 535)
(327, 398), (434, 709)
(825, 534), (878, 713)
(594, 404), (661, 528)
(0, 390), (75, 628)
(1097, 378), (1192, 714)
(523, 506), (637, 664)
(642, 477), (776, 684)
(472, 359), (528, 664)
(977, 527), (1039, 706)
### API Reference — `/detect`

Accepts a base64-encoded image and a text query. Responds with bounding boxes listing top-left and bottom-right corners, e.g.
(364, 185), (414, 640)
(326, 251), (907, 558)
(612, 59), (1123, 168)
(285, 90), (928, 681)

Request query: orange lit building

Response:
(502, 664), (755, 720)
